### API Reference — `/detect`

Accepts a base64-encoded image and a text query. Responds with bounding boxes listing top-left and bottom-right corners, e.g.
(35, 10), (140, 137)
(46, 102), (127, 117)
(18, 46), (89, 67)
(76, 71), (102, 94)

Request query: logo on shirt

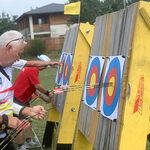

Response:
(0, 77), (2, 85)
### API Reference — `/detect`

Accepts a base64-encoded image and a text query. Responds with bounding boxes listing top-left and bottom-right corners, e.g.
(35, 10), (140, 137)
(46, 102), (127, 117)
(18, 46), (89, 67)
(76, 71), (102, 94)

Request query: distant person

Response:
(7, 54), (59, 82)
(13, 55), (54, 150)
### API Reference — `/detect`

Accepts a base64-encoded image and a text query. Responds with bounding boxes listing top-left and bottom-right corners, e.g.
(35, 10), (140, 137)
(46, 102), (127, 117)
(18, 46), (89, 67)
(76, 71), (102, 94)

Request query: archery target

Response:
(83, 56), (105, 109)
(55, 53), (67, 85)
(100, 56), (125, 120)
(62, 53), (73, 86)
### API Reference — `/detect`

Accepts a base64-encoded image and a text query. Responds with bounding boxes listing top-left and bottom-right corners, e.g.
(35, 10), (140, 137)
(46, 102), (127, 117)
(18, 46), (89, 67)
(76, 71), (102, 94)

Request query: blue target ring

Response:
(57, 53), (66, 85)
(62, 54), (72, 85)
(103, 57), (121, 116)
(85, 57), (101, 105)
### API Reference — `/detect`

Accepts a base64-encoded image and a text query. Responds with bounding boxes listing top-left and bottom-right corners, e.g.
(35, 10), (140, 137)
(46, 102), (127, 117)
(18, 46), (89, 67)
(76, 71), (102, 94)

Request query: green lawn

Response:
(147, 140), (150, 150)
(12, 51), (60, 150)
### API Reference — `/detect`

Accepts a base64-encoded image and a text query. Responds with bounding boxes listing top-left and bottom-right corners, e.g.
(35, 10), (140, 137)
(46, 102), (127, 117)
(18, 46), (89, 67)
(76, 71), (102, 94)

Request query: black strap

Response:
(0, 66), (10, 81)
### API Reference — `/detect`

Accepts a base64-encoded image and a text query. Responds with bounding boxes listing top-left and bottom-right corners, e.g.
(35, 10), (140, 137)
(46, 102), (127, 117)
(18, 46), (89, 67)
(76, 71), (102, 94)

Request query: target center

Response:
(108, 77), (115, 96)
(65, 64), (69, 77)
(59, 64), (63, 74)
(90, 73), (96, 88)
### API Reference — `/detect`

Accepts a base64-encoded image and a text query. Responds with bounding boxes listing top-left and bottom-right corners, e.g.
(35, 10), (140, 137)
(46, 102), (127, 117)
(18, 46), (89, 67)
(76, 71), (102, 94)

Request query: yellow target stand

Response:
(118, 1), (150, 150)
(50, 22), (94, 150)
(42, 103), (60, 149)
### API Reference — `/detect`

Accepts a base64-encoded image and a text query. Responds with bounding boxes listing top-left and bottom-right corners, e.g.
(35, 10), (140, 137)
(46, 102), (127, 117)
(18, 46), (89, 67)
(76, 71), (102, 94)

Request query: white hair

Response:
(0, 30), (24, 50)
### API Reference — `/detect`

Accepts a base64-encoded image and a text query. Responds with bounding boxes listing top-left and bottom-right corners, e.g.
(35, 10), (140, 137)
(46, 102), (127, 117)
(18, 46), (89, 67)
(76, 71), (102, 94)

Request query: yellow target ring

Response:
(65, 65), (69, 77)
(108, 77), (115, 96)
(59, 64), (63, 74)
(90, 73), (96, 88)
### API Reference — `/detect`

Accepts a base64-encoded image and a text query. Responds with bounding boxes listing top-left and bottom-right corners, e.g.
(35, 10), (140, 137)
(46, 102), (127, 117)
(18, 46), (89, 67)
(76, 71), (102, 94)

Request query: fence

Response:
(27, 36), (64, 50)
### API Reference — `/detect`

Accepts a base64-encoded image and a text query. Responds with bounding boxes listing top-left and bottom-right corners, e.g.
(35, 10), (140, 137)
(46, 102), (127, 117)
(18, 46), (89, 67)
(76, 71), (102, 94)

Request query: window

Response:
(33, 16), (49, 25)
(37, 16), (48, 24)
(38, 18), (42, 25)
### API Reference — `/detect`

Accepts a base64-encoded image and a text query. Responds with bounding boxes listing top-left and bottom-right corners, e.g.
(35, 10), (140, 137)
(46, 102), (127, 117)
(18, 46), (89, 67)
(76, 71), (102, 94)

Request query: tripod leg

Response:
(32, 128), (43, 150)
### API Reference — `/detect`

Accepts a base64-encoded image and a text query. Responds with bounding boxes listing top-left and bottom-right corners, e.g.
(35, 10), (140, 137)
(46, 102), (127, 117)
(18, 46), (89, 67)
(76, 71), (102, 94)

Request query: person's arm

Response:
(25, 60), (60, 68)
(13, 103), (47, 120)
(8, 116), (21, 129)
(21, 105), (47, 120)
(34, 84), (53, 101)
(35, 90), (52, 103)
(39, 93), (52, 103)
(34, 84), (47, 94)
(0, 115), (21, 129)
(0, 116), (2, 125)
(25, 60), (49, 67)
(48, 62), (60, 68)
(12, 59), (27, 70)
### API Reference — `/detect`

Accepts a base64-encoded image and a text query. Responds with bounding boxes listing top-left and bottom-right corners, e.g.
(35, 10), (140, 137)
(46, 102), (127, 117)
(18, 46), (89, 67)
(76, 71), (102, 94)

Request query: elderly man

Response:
(0, 30), (48, 150)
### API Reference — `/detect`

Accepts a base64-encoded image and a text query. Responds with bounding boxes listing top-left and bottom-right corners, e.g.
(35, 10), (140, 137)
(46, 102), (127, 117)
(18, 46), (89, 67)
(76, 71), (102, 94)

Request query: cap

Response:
(37, 54), (51, 62)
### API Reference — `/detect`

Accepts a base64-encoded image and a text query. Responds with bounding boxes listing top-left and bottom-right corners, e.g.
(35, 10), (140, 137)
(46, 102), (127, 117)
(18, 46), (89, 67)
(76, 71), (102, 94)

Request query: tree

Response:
(68, 0), (107, 24)
(67, 0), (150, 25)
(0, 12), (18, 35)
(106, 0), (150, 11)
(67, 0), (127, 24)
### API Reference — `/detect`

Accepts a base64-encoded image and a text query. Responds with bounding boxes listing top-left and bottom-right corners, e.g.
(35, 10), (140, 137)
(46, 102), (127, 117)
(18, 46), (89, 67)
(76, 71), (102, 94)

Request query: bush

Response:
(26, 39), (46, 56)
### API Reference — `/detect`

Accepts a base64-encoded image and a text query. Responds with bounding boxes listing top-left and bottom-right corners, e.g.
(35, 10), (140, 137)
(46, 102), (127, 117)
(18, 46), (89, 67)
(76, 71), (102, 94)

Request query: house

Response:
(16, 3), (70, 39)
(16, 3), (71, 50)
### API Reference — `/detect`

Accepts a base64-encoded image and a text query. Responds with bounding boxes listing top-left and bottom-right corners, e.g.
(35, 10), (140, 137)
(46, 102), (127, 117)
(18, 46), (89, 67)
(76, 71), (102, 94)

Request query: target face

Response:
(62, 53), (73, 86)
(83, 56), (105, 109)
(55, 53), (67, 85)
(100, 56), (125, 120)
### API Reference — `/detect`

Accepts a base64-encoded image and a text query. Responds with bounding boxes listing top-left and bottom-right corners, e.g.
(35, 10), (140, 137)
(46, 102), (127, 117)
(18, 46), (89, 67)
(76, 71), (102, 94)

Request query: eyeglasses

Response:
(6, 37), (26, 47)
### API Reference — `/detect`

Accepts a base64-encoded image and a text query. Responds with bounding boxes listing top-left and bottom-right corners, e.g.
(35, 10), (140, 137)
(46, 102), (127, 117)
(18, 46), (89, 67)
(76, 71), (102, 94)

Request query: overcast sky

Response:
(0, 0), (68, 17)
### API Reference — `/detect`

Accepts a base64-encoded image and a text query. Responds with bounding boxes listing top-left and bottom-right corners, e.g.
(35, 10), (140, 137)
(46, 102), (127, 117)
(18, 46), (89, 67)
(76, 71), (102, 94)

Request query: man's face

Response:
(1, 42), (25, 67)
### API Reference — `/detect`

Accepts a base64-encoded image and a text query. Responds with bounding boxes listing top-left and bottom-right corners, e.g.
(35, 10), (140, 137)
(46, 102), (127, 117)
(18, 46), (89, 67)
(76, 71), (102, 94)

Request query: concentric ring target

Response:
(85, 57), (101, 105)
(62, 54), (72, 85)
(103, 57), (121, 116)
(56, 53), (66, 85)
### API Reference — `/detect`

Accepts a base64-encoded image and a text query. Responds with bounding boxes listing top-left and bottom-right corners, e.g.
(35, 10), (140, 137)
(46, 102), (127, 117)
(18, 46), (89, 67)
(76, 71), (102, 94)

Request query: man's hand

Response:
(49, 62), (61, 68)
(22, 105), (47, 120)
(30, 105), (47, 119)
(8, 116), (21, 129)
(49, 92), (53, 102)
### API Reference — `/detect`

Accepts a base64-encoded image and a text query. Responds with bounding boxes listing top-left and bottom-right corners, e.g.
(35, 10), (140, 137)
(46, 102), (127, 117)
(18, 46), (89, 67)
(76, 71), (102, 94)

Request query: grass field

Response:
(12, 50), (61, 150)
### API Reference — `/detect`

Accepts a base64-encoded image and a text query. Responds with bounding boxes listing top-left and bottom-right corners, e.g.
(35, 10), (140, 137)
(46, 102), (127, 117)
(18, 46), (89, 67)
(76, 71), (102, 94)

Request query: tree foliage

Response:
(0, 12), (18, 35)
(68, 0), (107, 24)
(26, 39), (46, 56)
(67, 0), (150, 25)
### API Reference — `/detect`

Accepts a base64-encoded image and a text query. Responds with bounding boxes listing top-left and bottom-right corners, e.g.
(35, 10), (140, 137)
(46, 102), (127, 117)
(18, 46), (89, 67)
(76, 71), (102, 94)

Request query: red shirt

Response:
(13, 67), (40, 103)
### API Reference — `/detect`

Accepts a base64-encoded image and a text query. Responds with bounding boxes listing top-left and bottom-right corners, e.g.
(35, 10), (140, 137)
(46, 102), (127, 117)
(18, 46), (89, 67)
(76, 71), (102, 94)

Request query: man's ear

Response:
(6, 44), (12, 50)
